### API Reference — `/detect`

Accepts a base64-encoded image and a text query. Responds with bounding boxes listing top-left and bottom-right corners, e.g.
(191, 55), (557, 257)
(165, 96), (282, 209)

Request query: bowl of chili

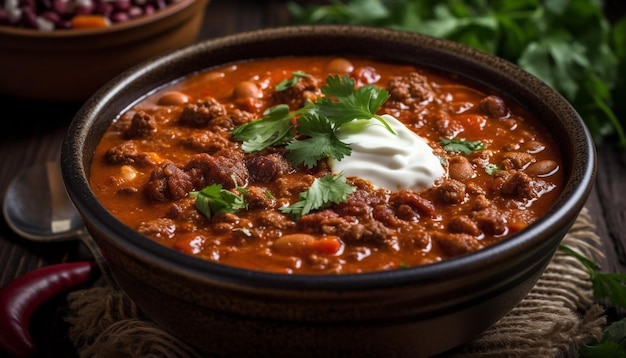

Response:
(0, 0), (209, 102)
(61, 25), (596, 357)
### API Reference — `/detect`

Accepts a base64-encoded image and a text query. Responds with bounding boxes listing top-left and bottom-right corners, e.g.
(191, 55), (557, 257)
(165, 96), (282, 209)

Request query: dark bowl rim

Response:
(61, 25), (597, 292)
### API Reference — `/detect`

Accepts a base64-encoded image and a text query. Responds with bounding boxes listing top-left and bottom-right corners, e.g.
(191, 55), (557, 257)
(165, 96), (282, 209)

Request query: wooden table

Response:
(1, 0), (624, 356)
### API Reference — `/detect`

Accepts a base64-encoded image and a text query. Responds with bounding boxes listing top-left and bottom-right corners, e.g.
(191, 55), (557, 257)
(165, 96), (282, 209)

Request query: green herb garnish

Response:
(231, 104), (295, 152)
(484, 163), (500, 176)
(190, 181), (247, 219)
(559, 244), (626, 356)
(275, 71), (310, 91)
(233, 74), (392, 168)
(440, 137), (484, 154)
(280, 173), (356, 220)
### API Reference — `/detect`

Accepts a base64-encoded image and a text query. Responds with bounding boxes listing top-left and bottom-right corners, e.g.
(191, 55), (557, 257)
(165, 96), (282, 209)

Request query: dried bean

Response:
(0, 0), (181, 30)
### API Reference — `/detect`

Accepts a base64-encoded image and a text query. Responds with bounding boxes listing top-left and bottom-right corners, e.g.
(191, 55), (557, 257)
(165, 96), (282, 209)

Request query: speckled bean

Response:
(525, 160), (558, 177)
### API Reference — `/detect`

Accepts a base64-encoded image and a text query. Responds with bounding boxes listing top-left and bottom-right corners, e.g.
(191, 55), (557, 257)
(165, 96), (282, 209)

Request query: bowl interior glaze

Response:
(61, 25), (596, 357)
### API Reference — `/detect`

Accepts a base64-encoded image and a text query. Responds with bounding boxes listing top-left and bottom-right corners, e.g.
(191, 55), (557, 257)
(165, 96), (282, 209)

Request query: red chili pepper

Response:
(0, 261), (97, 358)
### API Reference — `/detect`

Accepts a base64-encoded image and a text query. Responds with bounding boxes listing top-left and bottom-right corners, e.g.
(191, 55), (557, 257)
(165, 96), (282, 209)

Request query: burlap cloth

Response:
(63, 207), (607, 357)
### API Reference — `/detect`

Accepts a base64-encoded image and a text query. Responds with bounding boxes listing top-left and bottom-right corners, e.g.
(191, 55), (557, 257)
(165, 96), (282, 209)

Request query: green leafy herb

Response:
(275, 71), (310, 91)
(287, 0), (626, 147)
(233, 75), (392, 168)
(578, 318), (626, 358)
(190, 182), (247, 219)
(231, 104), (295, 152)
(559, 244), (626, 356)
(559, 244), (626, 308)
(484, 163), (500, 176)
(286, 114), (353, 168)
(280, 173), (356, 220)
(579, 318), (626, 357)
(440, 137), (484, 154)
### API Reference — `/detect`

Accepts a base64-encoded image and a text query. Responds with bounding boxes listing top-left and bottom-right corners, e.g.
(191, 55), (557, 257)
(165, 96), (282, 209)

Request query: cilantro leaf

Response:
(578, 318), (626, 358)
(559, 244), (626, 308)
(231, 104), (295, 152)
(317, 75), (393, 132)
(275, 71), (310, 92)
(484, 163), (500, 176)
(281, 173), (356, 220)
(440, 137), (484, 154)
(286, 114), (352, 168)
(190, 182), (247, 219)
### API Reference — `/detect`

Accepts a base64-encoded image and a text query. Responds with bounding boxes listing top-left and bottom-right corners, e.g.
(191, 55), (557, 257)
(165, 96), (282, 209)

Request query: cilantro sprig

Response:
(275, 71), (310, 91)
(440, 137), (484, 154)
(280, 173), (356, 220)
(231, 104), (295, 152)
(559, 244), (626, 356)
(190, 181), (247, 219)
(288, 0), (626, 147)
(232, 75), (392, 168)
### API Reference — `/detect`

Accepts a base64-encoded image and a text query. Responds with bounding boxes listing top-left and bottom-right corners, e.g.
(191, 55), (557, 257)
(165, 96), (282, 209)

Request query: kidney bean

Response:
(0, 262), (97, 358)
(0, 0), (181, 30)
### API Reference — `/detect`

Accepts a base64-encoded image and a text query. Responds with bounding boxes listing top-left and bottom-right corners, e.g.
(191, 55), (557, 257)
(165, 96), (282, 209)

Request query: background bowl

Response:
(0, 0), (208, 102)
(61, 25), (596, 357)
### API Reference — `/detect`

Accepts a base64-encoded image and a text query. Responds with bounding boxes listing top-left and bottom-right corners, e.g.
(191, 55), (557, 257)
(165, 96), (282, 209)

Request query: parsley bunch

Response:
(288, 0), (626, 147)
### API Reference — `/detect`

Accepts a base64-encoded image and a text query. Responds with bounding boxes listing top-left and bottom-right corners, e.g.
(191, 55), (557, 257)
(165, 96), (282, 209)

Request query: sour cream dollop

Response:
(329, 114), (444, 192)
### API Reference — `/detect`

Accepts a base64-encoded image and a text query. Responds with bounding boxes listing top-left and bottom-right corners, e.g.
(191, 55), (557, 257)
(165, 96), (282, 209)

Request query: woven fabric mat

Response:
(64, 207), (607, 358)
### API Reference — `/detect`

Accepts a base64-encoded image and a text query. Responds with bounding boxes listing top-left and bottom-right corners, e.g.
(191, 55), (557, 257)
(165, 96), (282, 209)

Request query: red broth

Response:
(89, 56), (564, 274)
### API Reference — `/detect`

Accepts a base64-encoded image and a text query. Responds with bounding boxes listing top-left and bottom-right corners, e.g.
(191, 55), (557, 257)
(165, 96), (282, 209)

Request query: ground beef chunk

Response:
(185, 151), (249, 189)
(325, 219), (391, 246)
(124, 111), (157, 139)
(144, 162), (194, 202)
(432, 111), (464, 138)
(297, 210), (339, 230)
(271, 75), (321, 110)
(179, 98), (227, 127)
(390, 191), (437, 218)
(227, 108), (256, 126)
(433, 232), (483, 257)
(448, 215), (481, 236)
(246, 153), (290, 183)
(387, 72), (435, 105)
(501, 152), (535, 170)
(137, 218), (176, 239)
(472, 194), (493, 211)
(274, 174), (317, 197)
(244, 185), (276, 210)
(493, 170), (535, 198)
(436, 179), (467, 204)
(479, 95), (509, 118)
(398, 225), (431, 250)
(104, 142), (156, 167)
(180, 131), (230, 154)
(372, 205), (402, 227)
(472, 207), (507, 235)
(256, 210), (295, 230)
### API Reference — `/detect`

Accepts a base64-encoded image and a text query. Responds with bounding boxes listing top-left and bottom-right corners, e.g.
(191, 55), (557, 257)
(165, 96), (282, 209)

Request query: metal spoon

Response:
(2, 161), (115, 286)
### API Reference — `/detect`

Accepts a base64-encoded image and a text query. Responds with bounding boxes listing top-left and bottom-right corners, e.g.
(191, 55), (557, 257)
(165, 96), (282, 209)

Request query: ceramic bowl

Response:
(0, 0), (209, 102)
(61, 25), (596, 357)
